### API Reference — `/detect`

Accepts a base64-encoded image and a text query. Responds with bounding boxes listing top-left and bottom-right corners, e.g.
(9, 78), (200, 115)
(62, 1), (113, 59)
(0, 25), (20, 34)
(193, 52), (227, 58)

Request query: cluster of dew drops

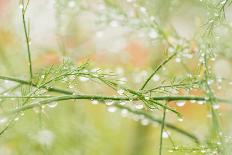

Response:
(11, 0), (232, 151)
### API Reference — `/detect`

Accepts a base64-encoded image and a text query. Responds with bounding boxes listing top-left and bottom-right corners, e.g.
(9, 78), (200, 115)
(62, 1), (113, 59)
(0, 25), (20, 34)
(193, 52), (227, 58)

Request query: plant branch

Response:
(159, 102), (167, 155)
(21, 0), (33, 80)
(140, 52), (177, 90)
(0, 75), (202, 143)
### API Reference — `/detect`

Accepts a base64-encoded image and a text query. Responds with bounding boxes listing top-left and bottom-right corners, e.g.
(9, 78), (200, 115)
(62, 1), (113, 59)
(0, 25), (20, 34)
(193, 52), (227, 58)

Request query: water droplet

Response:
(148, 30), (157, 39)
(14, 117), (19, 121)
(79, 77), (89, 82)
(162, 131), (169, 138)
(119, 101), (126, 105)
(152, 75), (160, 82)
(177, 117), (183, 122)
(175, 58), (181, 63)
(201, 150), (206, 153)
(119, 77), (127, 84)
(144, 96), (150, 100)
(197, 101), (205, 105)
(68, 84), (74, 89)
(141, 119), (149, 126)
(168, 47), (175, 53)
(190, 100), (196, 103)
(91, 68), (99, 73)
(135, 103), (144, 109)
(19, 4), (23, 9)
(107, 106), (117, 113)
(115, 67), (124, 75)
(176, 101), (185, 107)
(117, 89), (125, 95)
(48, 102), (58, 108)
(213, 104), (220, 109)
(0, 117), (8, 124)
(207, 80), (213, 85)
(106, 101), (114, 106)
(221, 0), (227, 5)
(91, 100), (98, 105)
(69, 75), (75, 80)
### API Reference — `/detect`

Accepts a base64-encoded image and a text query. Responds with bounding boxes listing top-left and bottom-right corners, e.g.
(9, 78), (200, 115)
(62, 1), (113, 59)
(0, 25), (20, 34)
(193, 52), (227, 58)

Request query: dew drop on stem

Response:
(141, 119), (149, 126)
(119, 101), (126, 105)
(213, 104), (220, 110)
(107, 106), (117, 113)
(91, 100), (98, 105)
(177, 117), (183, 122)
(19, 4), (23, 10)
(79, 77), (89, 82)
(197, 101), (205, 105)
(14, 117), (19, 121)
(152, 75), (160, 82)
(106, 101), (114, 106)
(48, 102), (58, 108)
(176, 101), (185, 107)
(117, 89), (125, 95)
(0, 117), (8, 125)
(162, 131), (169, 138)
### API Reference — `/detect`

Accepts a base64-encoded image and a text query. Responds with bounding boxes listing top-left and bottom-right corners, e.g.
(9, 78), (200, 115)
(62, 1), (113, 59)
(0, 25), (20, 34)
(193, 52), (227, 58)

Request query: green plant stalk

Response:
(21, 0), (33, 80)
(5, 95), (200, 144)
(159, 102), (167, 155)
(0, 94), (211, 102)
(0, 76), (230, 102)
(203, 54), (225, 154)
(140, 52), (177, 90)
(5, 95), (207, 113)
(0, 76), (201, 143)
(96, 77), (180, 114)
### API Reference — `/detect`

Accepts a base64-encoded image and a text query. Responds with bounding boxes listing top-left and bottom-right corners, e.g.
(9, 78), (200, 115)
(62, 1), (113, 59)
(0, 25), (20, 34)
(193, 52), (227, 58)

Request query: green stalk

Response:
(159, 102), (167, 155)
(140, 52), (177, 90)
(0, 76), (201, 143)
(21, 0), (33, 80)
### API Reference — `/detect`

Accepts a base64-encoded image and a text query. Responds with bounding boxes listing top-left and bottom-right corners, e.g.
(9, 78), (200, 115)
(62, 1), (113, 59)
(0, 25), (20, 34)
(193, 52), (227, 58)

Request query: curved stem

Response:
(0, 75), (202, 143)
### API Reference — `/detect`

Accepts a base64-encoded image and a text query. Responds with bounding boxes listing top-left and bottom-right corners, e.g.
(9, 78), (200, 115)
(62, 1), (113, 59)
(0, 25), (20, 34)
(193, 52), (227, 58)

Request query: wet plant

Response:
(1, 0), (232, 154)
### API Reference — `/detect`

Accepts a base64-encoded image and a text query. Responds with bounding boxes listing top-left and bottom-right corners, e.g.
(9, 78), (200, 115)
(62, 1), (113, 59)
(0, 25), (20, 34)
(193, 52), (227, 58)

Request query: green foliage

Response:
(0, 0), (232, 154)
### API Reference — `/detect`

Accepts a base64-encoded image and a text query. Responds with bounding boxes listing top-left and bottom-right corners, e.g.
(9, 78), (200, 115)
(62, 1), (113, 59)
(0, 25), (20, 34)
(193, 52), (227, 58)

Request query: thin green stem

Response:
(0, 75), (202, 143)
(140, 52), (177, 90)
(159, 102), (167, 155)
(21, 0), (33, 80)
(4, 95), (208, 113)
